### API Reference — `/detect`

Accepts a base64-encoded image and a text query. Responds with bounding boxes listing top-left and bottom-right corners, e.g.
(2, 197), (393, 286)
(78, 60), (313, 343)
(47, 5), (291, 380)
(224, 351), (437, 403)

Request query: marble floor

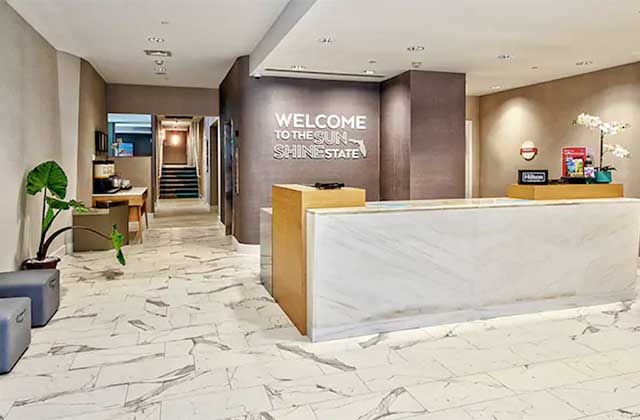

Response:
(2, 203), (640, 420)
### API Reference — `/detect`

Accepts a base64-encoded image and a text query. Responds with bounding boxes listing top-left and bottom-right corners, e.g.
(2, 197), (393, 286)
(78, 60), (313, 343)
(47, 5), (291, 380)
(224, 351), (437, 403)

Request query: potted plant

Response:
(574, 113), (631, 183)
(23, 161), (126, 270)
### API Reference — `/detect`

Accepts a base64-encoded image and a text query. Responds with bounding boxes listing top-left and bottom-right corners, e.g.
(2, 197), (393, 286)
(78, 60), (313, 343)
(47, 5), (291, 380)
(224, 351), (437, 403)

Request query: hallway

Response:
(1, 210), (640, 419)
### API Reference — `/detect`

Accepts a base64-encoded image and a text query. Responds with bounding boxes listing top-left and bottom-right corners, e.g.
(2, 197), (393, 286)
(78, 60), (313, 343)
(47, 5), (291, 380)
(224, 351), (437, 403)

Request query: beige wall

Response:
(107, 83), (218, 116)
(0, 1), (64, 269)
(480, 62), (640, 197)
(77, 59), (107, 204)
(111, 157), (153, 212)
(465, 95), (481, 197)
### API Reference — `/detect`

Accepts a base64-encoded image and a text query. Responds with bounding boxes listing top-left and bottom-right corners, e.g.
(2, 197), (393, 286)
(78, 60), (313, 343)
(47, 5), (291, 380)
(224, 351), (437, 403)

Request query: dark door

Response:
(209, 121), (219, 208)
(222, 122), (234, 236)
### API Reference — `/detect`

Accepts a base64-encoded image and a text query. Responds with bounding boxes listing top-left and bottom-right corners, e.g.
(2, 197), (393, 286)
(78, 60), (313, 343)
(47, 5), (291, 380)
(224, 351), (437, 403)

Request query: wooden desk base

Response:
(508, 184), (624, 200)
(93, 190), (148, 243)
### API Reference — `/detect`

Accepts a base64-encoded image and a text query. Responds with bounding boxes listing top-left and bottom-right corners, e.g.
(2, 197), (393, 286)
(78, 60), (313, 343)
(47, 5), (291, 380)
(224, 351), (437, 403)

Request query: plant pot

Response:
(595, 170), (612, 184)
(22, 256), (60, 270)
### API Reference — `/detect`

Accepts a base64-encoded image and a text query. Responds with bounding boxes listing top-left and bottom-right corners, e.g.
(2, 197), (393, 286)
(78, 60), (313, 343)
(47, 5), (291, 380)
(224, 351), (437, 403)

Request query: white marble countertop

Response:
(307, 197), (640, 215)
(92, 187), (148, 198)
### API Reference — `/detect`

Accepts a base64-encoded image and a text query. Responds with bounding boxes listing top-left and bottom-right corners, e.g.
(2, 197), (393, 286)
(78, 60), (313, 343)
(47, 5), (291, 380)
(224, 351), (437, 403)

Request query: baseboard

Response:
(232, 236), (260, 255)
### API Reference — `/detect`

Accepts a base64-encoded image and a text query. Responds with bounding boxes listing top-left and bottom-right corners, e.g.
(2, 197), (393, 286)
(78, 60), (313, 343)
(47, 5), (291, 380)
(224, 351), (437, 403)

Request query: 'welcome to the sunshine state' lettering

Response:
(275, 113), (367, 130)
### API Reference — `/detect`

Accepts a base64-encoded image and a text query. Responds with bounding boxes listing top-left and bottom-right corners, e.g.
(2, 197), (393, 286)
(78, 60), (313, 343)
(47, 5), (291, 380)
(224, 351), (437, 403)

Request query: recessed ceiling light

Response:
(318, 37), (335, 44)
(531, 66), (539, 70)
(491, 85), (502, 90)
(145, 50), (172, 57)
(407, 46), (425, 52)
(290, 65), (306, 71)
(362, 69), (375, 75)
(411, 61), (422, 69)
(147, 36), (165, 43)
(155, 67), (167, 74)
(497, 54), (512, 60)
(154, 59), (165, 66)
(368, 60), (377, 64)
(160, 20), (170, 25)
(576, 60), (593, 66)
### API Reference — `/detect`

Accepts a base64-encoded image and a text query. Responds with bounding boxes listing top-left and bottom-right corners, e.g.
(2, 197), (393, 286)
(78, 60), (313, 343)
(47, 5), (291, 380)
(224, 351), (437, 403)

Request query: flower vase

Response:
(595, 170), (612, 184)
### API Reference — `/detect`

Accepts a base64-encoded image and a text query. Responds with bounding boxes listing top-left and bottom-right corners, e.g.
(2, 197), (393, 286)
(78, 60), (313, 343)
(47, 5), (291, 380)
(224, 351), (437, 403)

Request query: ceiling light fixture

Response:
(155, 67), (167, 74)
(497, 54), (512, 60)
(154, 59), (165, 66)
(407, 46), (425, 52)
(290, 65), (306, 71)
(147, 36), (165, 43)
(145, 50), (172, 57)
(362, 69), (375, 75)
(411, 61), (422, 69)
(160, 20), (170, 25)
(491, 85), (502, 90)
(576, 60), (593, 66)
(531, 66), (539, 70)
(318, 37), (335, 44)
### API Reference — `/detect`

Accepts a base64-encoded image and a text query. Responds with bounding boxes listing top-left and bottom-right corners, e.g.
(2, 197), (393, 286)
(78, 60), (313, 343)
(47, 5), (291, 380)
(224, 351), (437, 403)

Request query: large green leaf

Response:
(26, 161), (68, 198)
(111, 224), (126, 266)
(42, 207), (55, 234)
(47, 197), (88, 212)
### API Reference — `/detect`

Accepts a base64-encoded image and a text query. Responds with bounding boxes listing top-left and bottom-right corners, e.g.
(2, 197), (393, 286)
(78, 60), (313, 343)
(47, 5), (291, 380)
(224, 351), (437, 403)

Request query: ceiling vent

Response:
(264, 68), (384, 78)
(145, 49), (172, 57)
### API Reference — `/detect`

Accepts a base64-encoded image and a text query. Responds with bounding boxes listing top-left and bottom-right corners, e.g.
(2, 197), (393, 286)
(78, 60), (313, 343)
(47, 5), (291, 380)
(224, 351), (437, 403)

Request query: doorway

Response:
(163, 131), (188, 164)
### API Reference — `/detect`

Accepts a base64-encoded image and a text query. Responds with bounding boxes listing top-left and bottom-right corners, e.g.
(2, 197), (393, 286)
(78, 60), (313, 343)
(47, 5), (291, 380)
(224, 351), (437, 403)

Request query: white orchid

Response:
(603, 143), (631, 159)
(574, 113), (630, 135)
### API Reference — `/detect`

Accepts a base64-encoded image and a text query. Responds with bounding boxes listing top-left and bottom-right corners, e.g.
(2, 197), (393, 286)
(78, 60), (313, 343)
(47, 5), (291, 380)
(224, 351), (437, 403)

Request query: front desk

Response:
(305, 197), (640, 341)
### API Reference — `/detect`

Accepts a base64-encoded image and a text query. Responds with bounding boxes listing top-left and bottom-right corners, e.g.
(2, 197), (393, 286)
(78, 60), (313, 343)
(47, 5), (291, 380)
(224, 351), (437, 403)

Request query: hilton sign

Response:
(272, 112), (368, 160)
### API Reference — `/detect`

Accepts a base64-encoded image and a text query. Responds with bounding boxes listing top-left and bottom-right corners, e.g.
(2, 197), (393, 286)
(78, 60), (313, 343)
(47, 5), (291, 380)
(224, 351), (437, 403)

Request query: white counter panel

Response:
(307, 199), (640, 341)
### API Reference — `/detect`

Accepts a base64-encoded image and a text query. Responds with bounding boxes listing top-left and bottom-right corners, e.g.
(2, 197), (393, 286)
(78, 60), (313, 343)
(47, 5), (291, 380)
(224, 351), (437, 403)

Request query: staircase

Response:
(160, 165), (200, 199)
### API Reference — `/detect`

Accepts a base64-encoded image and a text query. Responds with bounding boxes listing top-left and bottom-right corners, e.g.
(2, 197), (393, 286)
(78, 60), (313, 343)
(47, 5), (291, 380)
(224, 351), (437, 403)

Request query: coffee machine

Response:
(93, 160), (121, 194)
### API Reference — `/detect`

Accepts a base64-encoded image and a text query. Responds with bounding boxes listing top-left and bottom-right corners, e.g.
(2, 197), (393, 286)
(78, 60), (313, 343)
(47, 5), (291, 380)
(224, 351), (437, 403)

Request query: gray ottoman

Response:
(0, 270), (60, 327)
(0, 297), (31, 374)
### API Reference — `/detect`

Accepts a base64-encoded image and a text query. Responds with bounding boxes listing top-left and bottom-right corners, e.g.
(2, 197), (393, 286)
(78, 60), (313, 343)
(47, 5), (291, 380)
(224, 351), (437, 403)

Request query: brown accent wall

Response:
(380, 73), (411, 200)
(220, 57), (380, 244)
(479, 62), (640, 198)
(107, 84), (219, 116)
(77, 59), (107, 205)
(380, 70), (466, 200)
(410, 71), (466, 199)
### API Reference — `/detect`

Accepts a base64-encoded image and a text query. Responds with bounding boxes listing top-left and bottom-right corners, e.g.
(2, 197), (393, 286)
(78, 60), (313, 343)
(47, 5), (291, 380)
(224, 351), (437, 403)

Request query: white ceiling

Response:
(8, 0), (640, 94)
(255, 0), (640, 95)
(8, 0), (288, 88)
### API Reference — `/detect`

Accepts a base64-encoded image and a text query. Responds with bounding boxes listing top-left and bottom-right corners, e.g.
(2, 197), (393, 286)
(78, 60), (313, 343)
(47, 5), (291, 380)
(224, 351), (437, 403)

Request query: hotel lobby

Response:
(1, 1), (640, 419)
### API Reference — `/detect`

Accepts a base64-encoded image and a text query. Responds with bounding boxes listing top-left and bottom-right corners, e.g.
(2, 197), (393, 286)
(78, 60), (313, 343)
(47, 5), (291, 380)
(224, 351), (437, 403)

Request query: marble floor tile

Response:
(579, 405), (640, 419)
(195, 344), (285, 370)
(317, 345), (408, 374)
(462, 390), (583, 420)
(5, 384), (127, 420)
(563, 347), (640, 379)
(572, 329), (640, 353)
(7, 353), (77, 376)
(228, 357), (324, 389)
(488, 361), (593, 392)
(406, 374), (515, 411)
(0, 367), (99, 402)
(403, 409), (476, 420)
(507, 336), (596, 363)
(263, 371), (370, 409)
(70, 343), (165, 370)
(0, 399), (14, 420)
(227, 405), (317, 420)
(414, 345), (527, 376)
(549, 372), (640, 416)
(311, 387), (427, 420)
(355, 359), (454, 392)
(161, 386), (271, 420)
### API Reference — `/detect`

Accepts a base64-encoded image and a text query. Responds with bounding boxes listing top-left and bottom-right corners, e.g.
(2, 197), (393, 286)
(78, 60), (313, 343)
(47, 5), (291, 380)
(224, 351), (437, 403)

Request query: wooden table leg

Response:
(143, 202), (149, 228)
(137, 206), (144, 243)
